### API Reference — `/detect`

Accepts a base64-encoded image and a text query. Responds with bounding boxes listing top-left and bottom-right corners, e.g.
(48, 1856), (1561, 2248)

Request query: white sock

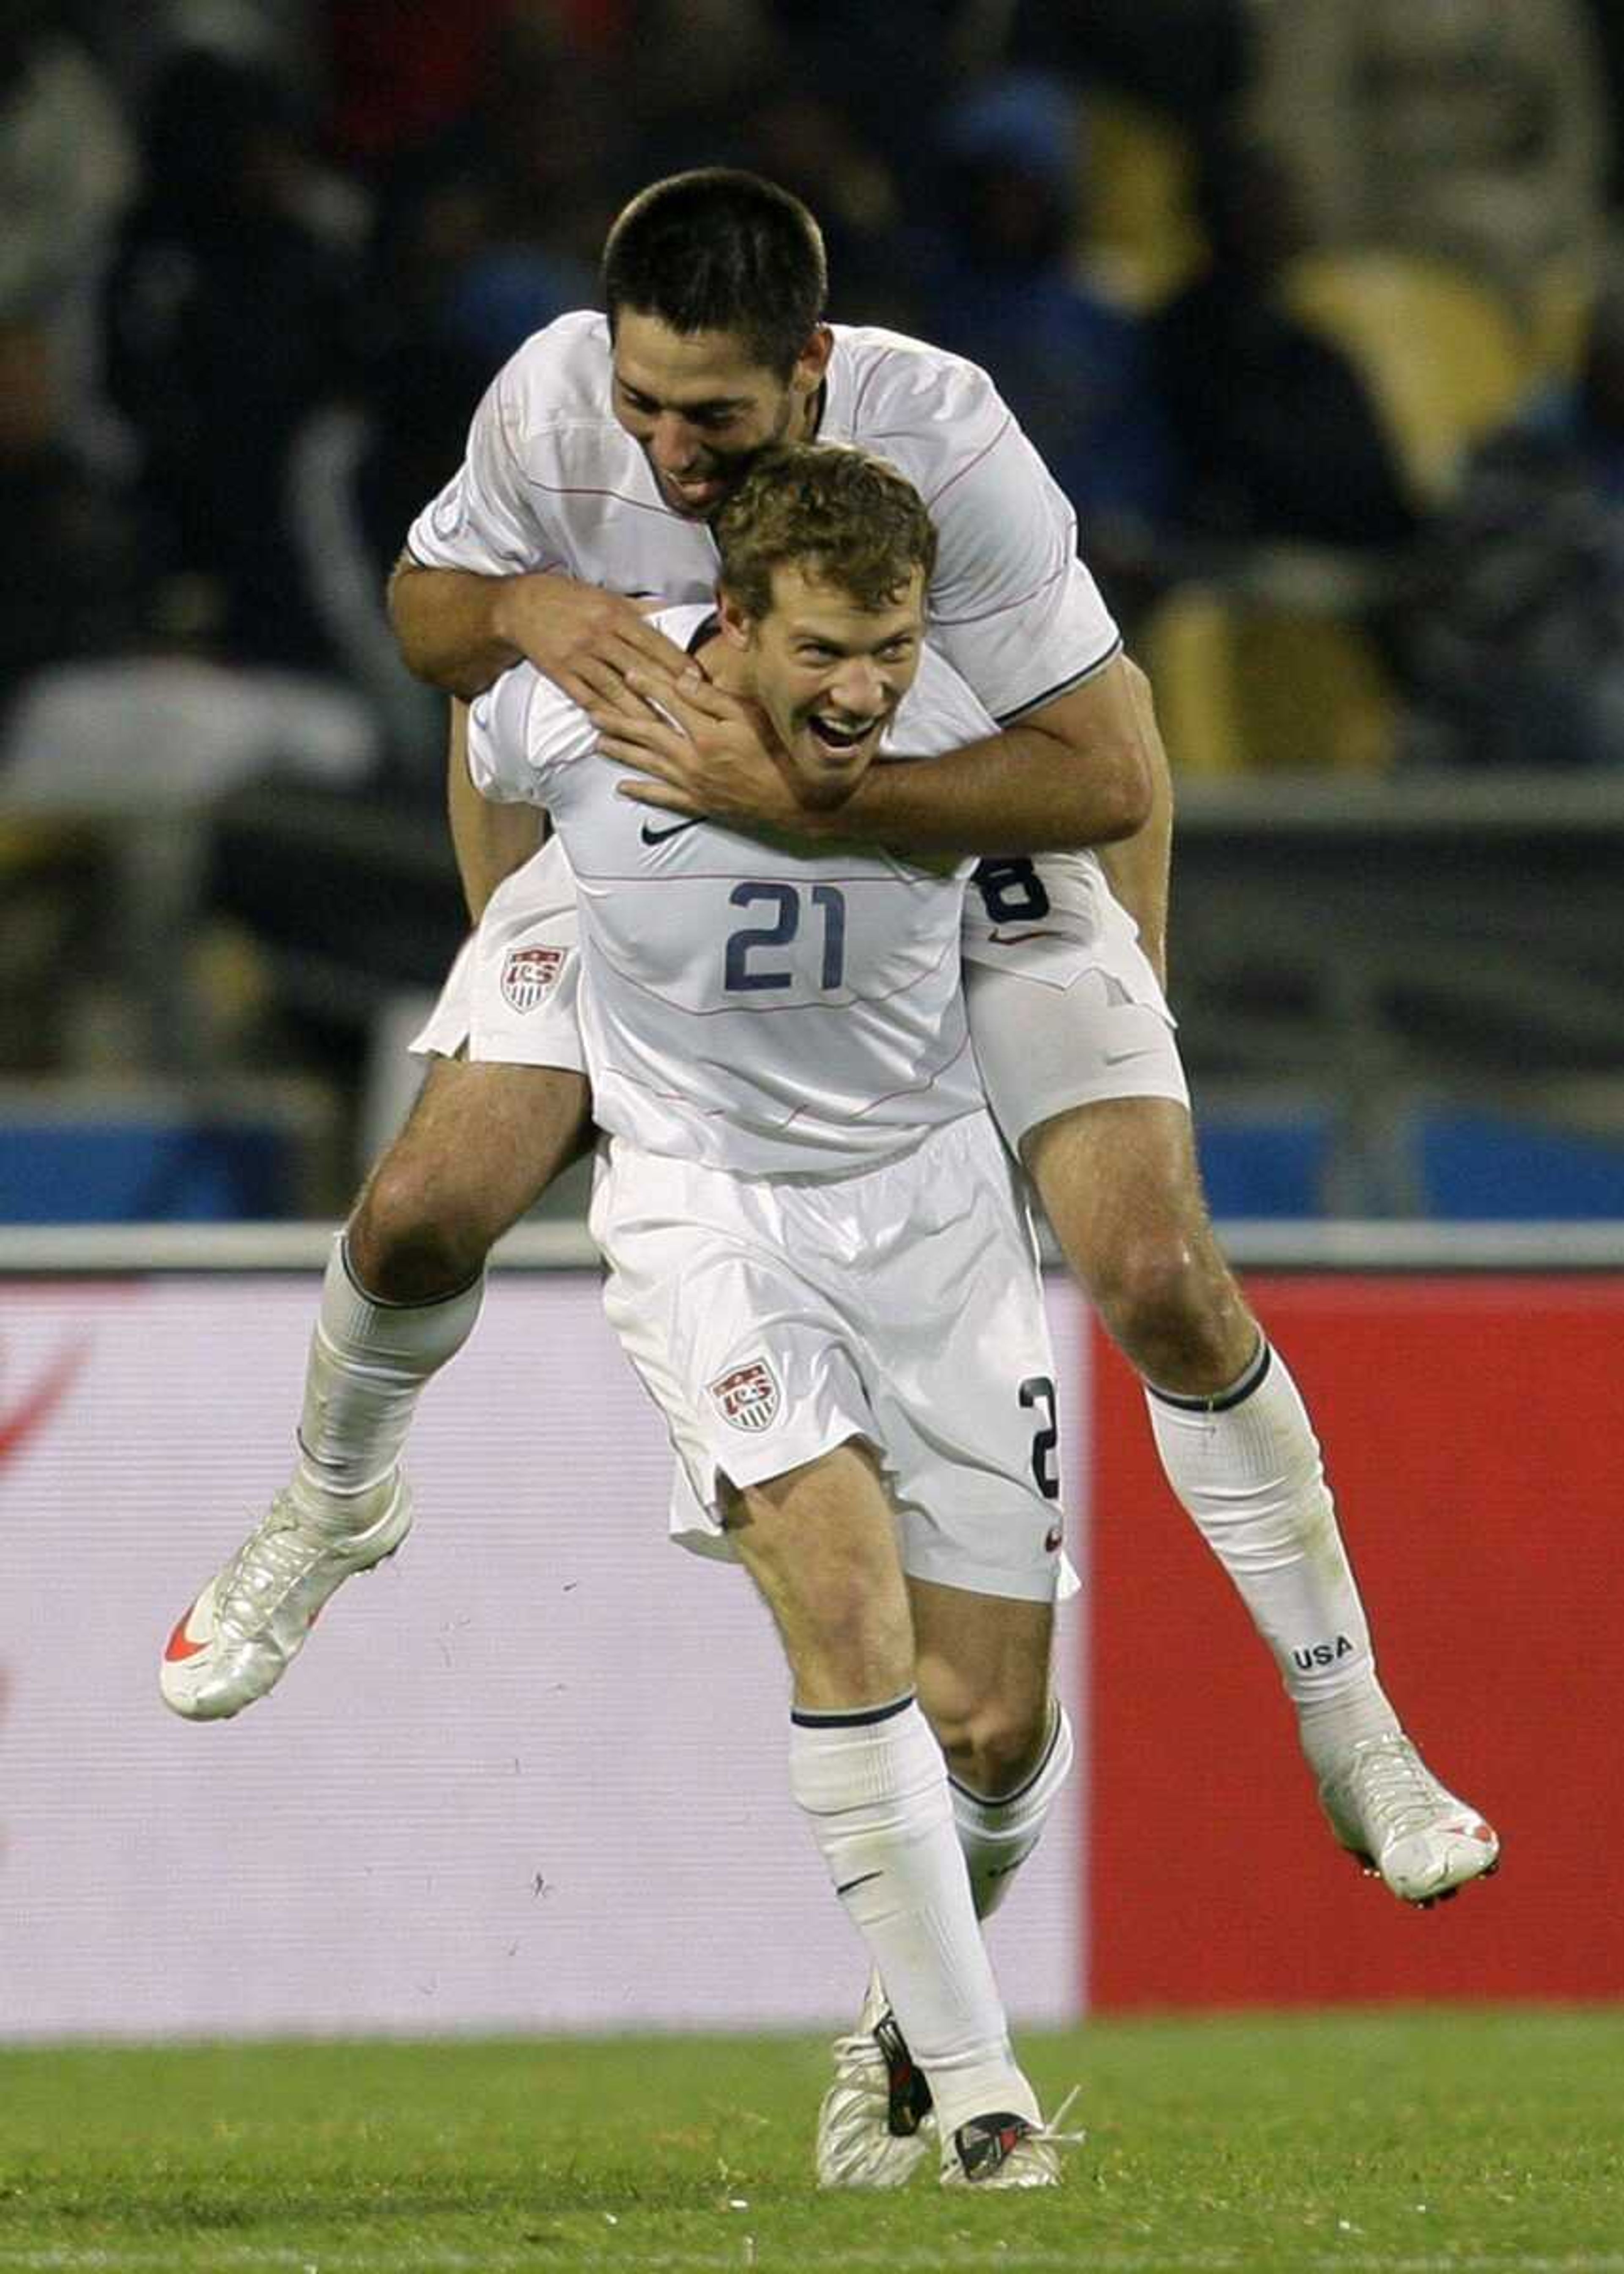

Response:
(789, 1696), (1038, 2138)
(294, 1234), (483, 1514)
(951, 1703), (1074, 1920)
(1146, 1343), (1399, 1781)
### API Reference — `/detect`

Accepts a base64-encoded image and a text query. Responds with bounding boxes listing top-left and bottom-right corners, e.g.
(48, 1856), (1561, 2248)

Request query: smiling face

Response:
(720, 561), (927, 804)
(610, 309), (831, 519)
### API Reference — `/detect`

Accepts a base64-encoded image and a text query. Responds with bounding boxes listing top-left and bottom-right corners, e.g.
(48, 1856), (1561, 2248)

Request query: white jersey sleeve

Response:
(466, 663), (594, 805)
(890, 642), (1001, 756)
(826, 330), (1121, 723)
(467, 601), (714, 806)
(409, 355), (569, 579)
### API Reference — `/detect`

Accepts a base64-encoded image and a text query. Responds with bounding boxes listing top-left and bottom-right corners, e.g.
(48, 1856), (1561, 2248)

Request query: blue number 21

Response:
(724, 882), (847, 993)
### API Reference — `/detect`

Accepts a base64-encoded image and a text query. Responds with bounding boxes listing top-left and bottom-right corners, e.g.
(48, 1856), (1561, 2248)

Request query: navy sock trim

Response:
(949, 1698), (1062, 1808)
(339, 1233), (483, 1312)
(791, 1692), (914, 1731)
(1147, 1337), (1271, 1416)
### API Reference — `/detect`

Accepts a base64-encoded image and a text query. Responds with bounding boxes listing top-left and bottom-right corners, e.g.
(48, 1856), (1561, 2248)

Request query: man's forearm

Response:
(831, 661), (1152, 855)
(447, 699), (544, 920)
(388, 557), (526, 699)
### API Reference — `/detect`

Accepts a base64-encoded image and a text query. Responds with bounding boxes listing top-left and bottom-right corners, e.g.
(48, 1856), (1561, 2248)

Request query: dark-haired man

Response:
(162, 171), (1495, 2045)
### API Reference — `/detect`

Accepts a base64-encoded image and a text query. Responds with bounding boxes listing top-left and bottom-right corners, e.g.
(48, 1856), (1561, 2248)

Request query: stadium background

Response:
(3, 0), (1624, 2056)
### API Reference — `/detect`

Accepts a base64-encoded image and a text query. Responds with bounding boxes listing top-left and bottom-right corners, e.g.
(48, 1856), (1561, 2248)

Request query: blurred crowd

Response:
(5, 0), (1624, 1107)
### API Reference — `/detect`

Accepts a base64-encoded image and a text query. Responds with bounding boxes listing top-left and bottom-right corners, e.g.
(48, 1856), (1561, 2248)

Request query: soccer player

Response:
(480, 442), (1072, 2184)
(161, 171), (1496, 1944)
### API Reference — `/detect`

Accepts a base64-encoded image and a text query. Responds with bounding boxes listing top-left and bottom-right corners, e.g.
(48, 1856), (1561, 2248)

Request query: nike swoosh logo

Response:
(986, 927), (1065, 945)
(1102, 1045), (1156, 1066)
(164, 1605), (208, 1662)
(641, 815), (705, 845)
(836, 1870), (883, 1897)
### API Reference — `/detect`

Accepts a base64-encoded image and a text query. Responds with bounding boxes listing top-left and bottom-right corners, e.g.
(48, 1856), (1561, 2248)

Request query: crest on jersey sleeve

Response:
(501, 945), (567, 1012)
(708, 1357), (781, 1433)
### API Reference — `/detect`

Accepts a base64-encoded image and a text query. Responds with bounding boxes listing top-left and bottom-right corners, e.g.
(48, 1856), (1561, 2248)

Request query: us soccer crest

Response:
(501, 945), (566, 1012)
(709, 1357), (780, 1433)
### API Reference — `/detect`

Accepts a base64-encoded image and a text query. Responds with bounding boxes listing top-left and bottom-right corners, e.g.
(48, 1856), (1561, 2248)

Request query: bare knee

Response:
(348, 1146), (499, 1303)
(1089, 1232), (1252, 1393)
(348, 1062), (590, 1304)
(927, 1692), (1051, 1799)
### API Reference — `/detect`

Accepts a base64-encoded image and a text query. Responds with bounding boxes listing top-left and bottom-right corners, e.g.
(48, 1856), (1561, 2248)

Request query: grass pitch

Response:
(0, 2008), (1619, 2273)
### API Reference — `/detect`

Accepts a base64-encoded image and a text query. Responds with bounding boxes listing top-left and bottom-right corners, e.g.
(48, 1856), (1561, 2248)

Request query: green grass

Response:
(0, 2009), (1620, 2272)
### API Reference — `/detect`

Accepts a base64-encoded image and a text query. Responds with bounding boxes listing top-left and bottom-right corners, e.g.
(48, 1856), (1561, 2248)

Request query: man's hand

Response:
(499, 579), (694, 709)
(588, 668), (837, 830)
(389, 560), (696, 703)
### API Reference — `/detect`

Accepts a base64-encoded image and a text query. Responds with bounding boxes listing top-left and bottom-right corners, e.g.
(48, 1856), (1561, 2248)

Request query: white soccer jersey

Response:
(409, 310), (1120, 724)
(466, 604), (994, 1175)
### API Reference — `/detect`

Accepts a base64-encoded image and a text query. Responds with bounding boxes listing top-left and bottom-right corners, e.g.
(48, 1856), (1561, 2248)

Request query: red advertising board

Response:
(1087, 1274), (1624, 2008)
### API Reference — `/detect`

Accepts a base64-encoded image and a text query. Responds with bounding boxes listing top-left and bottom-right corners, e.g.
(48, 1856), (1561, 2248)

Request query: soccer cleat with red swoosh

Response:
(1318, 1731), (1500, 1906)
(160, 1473), (412, 1721)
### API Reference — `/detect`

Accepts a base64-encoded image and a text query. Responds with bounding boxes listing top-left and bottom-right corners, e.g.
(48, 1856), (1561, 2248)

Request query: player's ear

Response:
(716, 585), (754, 649)
(793, 325), (834, 394)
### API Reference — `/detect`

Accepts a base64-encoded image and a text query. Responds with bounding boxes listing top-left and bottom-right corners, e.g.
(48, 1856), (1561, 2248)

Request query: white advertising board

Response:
(0, 1266), (1088, 2042)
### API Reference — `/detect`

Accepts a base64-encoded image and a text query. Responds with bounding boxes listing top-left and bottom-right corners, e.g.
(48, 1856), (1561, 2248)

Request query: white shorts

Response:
(412, 840), (588, 1074)
(962, 850), (1188, 1150)
(588, 1111), (1076, 1605)
(411, 840), (1188, 1146)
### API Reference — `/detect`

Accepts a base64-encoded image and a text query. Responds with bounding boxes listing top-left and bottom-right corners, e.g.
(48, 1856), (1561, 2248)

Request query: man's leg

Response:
(1024, 1094), (1498, 1903)
(159, 1059), (590, 1721)
(727, 1444), (1053, 2186)
(911, 1579), (1070, 1922)
(818, 1576), (1074, 2184)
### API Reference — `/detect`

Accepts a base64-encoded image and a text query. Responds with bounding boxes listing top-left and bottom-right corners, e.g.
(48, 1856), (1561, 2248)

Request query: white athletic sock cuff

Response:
(319, 1232), (485, 1369)
(787, 1697), (946, 1817)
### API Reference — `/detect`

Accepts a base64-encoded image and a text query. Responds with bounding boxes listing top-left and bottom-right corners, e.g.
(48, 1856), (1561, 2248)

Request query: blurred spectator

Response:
(365, 1), (637, 340)
(102, 46), (362, 667)
(618, 0), (778, 181)
(762, 0), (957, 200)
(1405, 263), (1624, 771)
(736, 82), (910, 327)
(0, 304), (376, 1076)
(1240, 0), (1611, 319)
(1004, 0), (1247, 137)
(916, 73), (1177, 565)
(325, 0), (523, 174)
(0, 5), (134, 314)
(0, 6), (136, 439)
(285, 332), (507, 793)
(1150, 135), (1419, 552)
(0, 321), (150, 710)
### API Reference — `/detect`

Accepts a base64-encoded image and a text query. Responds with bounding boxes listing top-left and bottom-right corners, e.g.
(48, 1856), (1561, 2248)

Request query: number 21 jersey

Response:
(467, 606), (995, 1177)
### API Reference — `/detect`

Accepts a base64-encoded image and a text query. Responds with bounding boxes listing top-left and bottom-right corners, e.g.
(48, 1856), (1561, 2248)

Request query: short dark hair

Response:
(601, 169), (828, 379)
(714, 444), (937, 620)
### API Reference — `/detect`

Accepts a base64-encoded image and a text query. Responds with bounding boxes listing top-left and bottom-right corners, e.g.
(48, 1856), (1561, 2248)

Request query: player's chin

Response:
(657, 470), (730, 518)
(792, 750), (873, 808)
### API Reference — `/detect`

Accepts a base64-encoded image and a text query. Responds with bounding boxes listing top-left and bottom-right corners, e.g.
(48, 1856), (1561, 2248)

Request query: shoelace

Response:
(1032, 2085), (1086, 2151)
(1340, 1735), (1448, 1839)
(214, 1493), (336, 1640)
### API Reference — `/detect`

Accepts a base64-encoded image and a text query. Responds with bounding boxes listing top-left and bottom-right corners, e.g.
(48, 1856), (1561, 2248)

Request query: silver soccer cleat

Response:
(1318, 1731), (1500, 1906)
(160, 1473), (412, 1722)
(815, 1972), (936, 2188)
